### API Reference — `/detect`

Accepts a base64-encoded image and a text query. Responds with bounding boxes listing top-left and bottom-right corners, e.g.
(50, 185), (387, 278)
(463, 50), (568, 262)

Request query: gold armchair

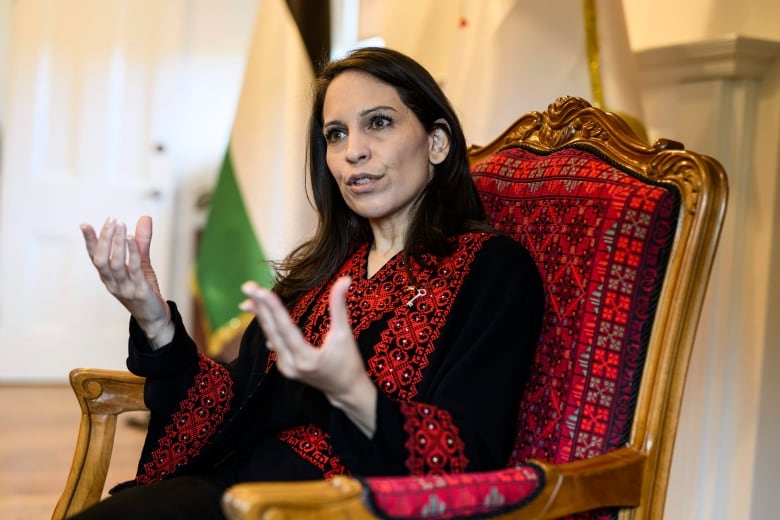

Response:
(54, 96), (728, 520)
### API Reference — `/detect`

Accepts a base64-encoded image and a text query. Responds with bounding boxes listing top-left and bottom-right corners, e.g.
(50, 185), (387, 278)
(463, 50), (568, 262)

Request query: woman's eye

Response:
(324, 128), (346, 143)
(369, 114), (392, 130)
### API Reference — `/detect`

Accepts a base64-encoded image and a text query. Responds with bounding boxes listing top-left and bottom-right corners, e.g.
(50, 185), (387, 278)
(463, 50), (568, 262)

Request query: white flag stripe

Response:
(230, 0), (316, 264)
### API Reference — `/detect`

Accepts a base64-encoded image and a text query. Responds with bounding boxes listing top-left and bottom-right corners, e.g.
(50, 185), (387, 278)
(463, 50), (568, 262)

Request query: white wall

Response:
(0, 0), (12, 146)
(624, 0), (780, 51)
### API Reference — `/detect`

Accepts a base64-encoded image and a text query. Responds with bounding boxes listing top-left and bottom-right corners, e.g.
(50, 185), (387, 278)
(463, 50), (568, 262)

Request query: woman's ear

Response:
(428, 119), (451, 165)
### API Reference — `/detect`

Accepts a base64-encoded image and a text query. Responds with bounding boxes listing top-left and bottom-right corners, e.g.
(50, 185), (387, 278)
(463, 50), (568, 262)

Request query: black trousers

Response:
(66, 476), (228, 520)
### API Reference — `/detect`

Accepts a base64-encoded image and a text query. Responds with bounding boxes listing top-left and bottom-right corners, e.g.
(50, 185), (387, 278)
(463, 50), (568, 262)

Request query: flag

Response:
(443, 0), (646, 146)
(194, 0), (320, 357)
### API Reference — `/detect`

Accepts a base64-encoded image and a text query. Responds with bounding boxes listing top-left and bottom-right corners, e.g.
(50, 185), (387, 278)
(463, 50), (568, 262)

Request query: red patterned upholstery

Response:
(363, 144), (680, 519)
(474, 146), (678, 469)
(364, 464), (543, 519)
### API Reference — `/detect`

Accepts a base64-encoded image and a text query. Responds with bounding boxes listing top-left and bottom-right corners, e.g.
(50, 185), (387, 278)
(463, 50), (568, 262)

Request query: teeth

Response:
(355, 178), (371, 185)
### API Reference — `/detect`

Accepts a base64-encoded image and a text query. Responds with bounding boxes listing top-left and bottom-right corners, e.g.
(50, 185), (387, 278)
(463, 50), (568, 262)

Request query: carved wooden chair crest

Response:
(53, 96), (728, 520)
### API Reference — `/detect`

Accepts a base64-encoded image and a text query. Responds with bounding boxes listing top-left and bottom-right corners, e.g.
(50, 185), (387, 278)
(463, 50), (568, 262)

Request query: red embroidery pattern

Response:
(472, 147), (677, 473)
(400, 401), (469, 475)
(289, 245), (407, 346)
(136, 355), (233, 484)
(367, 236), (483, 401)
(291, 234), (489, 402)
(282, 233), (490, 475)
(377, 235), (489, 402)
(277, 425), (347, 478)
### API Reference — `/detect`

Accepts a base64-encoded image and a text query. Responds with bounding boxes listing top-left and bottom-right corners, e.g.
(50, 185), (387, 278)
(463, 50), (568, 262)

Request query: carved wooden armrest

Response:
(220, 447), (645, 520)
(52, 368), (147, 520)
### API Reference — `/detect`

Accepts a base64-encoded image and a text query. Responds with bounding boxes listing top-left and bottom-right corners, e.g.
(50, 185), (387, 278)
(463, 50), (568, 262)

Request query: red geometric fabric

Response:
(135, 355), (233, 485)
(473, 146), (677, 466)
(362, 144), (679, 519)
(473, 145), (678, 519)
(363, 463), (543, 519)
(400, 401), (469, 475)
(277, 424), (347, 479)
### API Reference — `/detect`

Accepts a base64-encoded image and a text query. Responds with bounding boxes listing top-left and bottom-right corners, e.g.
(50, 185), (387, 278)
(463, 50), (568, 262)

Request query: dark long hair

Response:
(274, 47), (491, 305)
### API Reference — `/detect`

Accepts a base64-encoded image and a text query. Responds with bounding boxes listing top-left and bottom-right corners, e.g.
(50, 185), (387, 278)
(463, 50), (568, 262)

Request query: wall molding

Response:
(637, 35), (780, 84)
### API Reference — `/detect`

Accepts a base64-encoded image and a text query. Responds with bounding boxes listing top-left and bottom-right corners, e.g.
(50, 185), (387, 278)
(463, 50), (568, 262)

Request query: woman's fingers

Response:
(109, 221), (130, 283)
(134, 216), (153, 260)
(90, 218), (114, 270)
(80, 223), (98, 257)
(80, 217), (172, 346)
(87, 219), (120, 287)
(241, 282), (310, 371)
(241, 277), (370, 409)
(240, 281), (284, 346)
(125, 234), (147, 287)
(327, 276), (352, 339)
(82, 218), (145, 295)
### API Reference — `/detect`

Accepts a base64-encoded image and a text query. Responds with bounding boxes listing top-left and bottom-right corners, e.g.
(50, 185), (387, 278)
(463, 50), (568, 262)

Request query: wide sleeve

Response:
(330, 236), (544, 476)
(122, 301), (271, 485)
(126, 302), (269, 414)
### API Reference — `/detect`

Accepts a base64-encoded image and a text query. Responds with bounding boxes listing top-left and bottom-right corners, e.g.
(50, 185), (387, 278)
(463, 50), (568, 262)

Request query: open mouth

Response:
(347, 173), (381, 186)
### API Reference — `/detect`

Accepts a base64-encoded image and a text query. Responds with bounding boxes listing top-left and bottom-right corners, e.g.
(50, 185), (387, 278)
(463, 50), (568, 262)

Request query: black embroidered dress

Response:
(120, 232), (543, 491)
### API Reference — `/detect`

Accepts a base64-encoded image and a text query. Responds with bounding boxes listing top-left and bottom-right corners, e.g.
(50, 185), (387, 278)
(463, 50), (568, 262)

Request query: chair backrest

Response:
(467, 97), (727, 518)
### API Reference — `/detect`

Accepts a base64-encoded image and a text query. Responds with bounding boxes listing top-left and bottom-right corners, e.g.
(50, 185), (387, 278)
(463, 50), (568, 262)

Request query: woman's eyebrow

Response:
(359, 105), (397, 117)
(323, 106), (399, 129)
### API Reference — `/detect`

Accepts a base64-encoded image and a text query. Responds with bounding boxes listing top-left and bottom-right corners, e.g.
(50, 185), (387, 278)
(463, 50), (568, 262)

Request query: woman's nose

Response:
(345, 135), (369, 164)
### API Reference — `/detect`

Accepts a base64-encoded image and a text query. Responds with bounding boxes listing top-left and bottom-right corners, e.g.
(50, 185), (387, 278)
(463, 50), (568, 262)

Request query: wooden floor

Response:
(0, 384), (146, 520)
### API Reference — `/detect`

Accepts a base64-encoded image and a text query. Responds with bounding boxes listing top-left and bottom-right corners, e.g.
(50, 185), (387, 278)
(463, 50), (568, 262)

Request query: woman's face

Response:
(322, 70), (448, 235)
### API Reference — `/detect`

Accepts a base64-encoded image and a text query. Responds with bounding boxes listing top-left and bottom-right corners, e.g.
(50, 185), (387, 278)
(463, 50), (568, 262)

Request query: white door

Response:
(0, 0), (185, 381)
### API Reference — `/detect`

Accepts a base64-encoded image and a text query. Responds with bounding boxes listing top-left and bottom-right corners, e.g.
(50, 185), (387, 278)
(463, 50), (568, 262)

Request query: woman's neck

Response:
(367, 218), (407, 278)
(367, 242), (403, 278)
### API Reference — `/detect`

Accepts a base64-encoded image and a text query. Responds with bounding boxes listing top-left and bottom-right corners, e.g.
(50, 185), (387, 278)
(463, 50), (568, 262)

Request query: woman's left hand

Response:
(240, 276), (377, 436)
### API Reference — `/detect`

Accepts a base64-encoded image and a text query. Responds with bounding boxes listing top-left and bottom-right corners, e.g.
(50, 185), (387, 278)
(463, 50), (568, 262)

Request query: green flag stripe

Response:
(196, 148), (274, 332)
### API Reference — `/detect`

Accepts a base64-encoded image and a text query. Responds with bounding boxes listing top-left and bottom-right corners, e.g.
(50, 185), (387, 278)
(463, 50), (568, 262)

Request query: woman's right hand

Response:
(81, 216), (174, 349)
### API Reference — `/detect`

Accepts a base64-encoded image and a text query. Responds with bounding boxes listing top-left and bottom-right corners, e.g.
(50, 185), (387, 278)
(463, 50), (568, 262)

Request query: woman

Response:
(74, 47), (544, 519)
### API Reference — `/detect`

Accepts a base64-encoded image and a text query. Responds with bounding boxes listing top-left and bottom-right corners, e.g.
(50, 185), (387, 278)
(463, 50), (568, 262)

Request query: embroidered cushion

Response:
(363, 463), (544, 519)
